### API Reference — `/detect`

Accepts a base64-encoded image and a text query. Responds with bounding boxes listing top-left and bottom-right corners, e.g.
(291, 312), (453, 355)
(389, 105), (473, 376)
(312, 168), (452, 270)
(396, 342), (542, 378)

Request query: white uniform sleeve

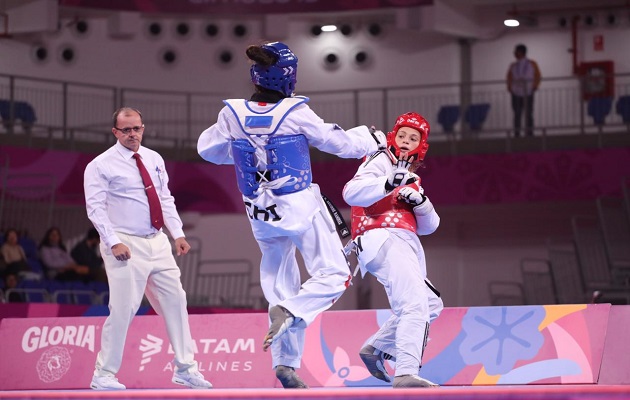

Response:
(413, 198), (440, 235)
(84, 160), (122, 250)
(290, 106), (378, 159)
(342, 152), (391, 207)
(197, 107), (236, 165)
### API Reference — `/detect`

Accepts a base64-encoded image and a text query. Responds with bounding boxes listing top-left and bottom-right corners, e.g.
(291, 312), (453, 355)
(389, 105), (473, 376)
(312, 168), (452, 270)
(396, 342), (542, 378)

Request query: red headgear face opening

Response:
(386, 112), (430, 161)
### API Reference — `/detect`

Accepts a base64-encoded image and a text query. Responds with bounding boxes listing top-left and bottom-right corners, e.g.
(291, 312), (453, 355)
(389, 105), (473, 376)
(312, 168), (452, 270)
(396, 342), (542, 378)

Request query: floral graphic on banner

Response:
(457, 154), (529, 203)
(300, 304), (607, 386)
(459, 306), (545, 375)
(529, 153), (599, 200)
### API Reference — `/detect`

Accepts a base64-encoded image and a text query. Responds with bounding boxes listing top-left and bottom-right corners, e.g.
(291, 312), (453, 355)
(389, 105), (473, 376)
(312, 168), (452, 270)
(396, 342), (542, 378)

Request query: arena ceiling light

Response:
(321, 24), (337, 32)
(504, 18), (520, 27)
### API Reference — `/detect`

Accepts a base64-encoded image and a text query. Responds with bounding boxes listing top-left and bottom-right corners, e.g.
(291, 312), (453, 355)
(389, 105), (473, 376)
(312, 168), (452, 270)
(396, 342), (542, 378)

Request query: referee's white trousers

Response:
(257, 210), (352, 369)
(94, 232), (198, 377)
(362, 230), (444, 377)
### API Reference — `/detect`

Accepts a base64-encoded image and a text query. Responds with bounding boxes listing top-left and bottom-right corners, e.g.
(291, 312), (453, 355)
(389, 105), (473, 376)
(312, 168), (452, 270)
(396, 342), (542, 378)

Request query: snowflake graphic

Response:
(459, 306), (545, 375)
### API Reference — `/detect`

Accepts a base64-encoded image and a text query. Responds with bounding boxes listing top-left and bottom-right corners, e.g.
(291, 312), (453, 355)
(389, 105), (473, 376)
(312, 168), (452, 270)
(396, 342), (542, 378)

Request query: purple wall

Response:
(2, 145), (629, 213)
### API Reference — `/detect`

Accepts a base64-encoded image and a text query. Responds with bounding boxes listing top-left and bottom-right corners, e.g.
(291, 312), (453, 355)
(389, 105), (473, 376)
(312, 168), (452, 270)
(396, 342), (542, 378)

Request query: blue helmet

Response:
(250, 42), (298, 97)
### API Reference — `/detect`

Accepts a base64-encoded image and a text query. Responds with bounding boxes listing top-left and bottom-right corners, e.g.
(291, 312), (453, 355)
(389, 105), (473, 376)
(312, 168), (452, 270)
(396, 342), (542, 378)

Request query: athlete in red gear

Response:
(343, 112), (443, 388)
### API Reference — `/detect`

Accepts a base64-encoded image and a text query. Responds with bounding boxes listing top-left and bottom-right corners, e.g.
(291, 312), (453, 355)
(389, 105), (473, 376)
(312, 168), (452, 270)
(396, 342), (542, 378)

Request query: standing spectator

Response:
(197, 42), (386, 388)
(39, 227), (89, 281)
(0, 228), (30, 277)
(507, 44), (541, 137)
(343, 112), (443, 388)
(84, 107), (211, 390)
(71, 228), (107, 283)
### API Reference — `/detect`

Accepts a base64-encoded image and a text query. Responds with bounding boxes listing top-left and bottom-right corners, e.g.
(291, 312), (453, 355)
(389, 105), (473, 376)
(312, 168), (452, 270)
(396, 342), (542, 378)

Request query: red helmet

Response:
(386, 112), (430, 161)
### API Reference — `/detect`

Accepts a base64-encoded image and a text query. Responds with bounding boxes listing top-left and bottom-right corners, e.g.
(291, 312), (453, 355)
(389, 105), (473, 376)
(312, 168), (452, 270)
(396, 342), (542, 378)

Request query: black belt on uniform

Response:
(321, 193), (351, 239)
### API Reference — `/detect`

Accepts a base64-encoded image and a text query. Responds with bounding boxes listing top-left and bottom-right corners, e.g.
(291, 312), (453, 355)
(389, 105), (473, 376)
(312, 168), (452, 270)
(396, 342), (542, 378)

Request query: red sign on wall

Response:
(594, 35), (604, 51)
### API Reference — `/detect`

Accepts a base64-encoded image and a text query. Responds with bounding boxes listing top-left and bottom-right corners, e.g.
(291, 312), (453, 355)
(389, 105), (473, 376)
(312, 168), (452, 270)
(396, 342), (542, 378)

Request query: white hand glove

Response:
(369, 126), (387, 151)
(385, 169), (418, 192)
(395, 154), (415, 170)
(398, 186), (426, 206)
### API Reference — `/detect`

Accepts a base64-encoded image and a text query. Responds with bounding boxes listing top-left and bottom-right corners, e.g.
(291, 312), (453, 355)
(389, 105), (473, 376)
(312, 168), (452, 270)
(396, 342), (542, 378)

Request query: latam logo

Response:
(22, 325), (96, 353)
(140, 334), (256, 356)
(139, 334), (163, 372)
(138, 334), (257, 372)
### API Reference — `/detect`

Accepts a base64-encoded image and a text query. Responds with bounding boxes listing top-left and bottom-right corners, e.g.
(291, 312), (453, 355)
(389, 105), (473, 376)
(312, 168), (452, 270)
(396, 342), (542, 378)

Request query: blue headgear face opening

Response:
(250, 42), (298, 97)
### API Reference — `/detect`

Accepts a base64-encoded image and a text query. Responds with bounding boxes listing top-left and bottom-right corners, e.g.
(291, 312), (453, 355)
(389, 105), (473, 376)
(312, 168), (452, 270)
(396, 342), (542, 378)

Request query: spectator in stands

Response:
(0, 228), (31, 277)
(4, 272), (23, 302)
(39, 227), (89, 281)
(83, 107), (211, 391)
(71, 228), (107, 283)
(506, 44), (541, 137)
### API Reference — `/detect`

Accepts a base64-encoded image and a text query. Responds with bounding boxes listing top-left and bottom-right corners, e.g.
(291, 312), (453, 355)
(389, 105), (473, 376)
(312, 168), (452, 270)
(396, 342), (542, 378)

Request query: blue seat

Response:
(437, 105), (460, 133)
(18, 280), (45, 290)
(16, 280), (48, 302)
(616, 95), (630, 124)
(0, 100), (37, 132)
(18, 237), (38, 260)
(14, 101), (37, 124)
(26, 258), (44, 274)
(5, 288), (48, 302)
(0, 100), (9, 120)
(46, 280), (73, 303)
(69, 282), (97, 304)
(587, 97), (613, 125)
(465, 103), (491, 131)
(88, 281), (109, 294)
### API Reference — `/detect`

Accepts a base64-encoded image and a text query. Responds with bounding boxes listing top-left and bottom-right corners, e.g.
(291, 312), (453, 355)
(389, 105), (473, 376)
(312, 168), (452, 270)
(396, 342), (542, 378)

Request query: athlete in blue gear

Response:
(197, 42), (386, 388)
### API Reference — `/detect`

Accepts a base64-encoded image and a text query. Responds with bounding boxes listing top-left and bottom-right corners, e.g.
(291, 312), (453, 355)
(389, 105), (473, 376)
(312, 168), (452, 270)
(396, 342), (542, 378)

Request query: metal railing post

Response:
(185, 93), (192, 158)
(353, 90), (359, 128)
(7, 76), (14, 135)
(62, 82), (68, 140)
(382, 88), (388, 129)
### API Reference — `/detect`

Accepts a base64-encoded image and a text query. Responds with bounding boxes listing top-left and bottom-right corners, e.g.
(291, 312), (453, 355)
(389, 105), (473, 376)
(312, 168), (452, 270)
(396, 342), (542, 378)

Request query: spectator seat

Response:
(0, 100), (37, 132)
(587, 97), (613, 126)
(437, 105), (460, 133)
(616, 95), (630, 124)
(18, 236), (38, 260)
(464, 103), (491, 131)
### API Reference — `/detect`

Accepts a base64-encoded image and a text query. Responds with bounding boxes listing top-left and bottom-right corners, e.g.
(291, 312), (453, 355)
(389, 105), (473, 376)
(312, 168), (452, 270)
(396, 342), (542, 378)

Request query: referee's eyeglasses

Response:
(114, 125), (145, 135)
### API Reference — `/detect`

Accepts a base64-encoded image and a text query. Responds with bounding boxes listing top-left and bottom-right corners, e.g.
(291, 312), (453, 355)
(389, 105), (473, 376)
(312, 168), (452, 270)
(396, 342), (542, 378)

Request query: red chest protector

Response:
(350, 180), (421, 239)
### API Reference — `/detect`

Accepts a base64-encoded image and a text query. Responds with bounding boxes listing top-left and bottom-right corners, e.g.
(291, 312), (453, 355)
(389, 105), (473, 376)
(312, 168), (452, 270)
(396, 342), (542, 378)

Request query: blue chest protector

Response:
(225, 97), (313, 198)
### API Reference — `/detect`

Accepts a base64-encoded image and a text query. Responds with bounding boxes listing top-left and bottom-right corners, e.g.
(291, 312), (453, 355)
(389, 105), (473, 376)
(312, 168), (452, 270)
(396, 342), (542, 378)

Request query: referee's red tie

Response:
(133, 153), (164, 230)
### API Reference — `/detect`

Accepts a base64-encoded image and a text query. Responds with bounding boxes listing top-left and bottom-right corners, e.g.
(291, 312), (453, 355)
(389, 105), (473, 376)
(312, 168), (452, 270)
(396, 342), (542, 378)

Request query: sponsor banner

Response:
(58, 0), (434, 14)
(0, 313), (274, 390)
(0, 305), (612, 389)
